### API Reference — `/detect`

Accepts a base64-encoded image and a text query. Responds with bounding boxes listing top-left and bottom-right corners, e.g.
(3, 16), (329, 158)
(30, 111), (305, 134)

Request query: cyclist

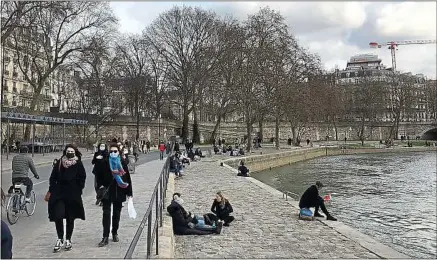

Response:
(11, 147), (39, 202)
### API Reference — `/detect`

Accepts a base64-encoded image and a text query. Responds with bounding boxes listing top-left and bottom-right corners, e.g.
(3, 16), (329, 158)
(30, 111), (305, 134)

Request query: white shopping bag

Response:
(127, 197), (137, 219)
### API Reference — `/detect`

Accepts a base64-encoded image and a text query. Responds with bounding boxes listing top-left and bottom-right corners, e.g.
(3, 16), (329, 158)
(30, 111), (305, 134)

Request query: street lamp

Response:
(158, 113), (162, 143)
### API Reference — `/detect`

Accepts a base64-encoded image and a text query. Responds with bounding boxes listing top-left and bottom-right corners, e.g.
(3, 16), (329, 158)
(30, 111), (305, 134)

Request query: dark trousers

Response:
(102, 200), (123, 237)
(174, 227), (215, 236)
(205, 213), (234, 225)
(159, 151), (164, 160)
(55, 219), (75, 240)
(94, 175), (99, 194)
(301, 196), (330, 216)
(12, 177), (33, 198)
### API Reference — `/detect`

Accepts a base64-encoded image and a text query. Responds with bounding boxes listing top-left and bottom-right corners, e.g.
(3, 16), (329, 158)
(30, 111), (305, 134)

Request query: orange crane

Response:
(369, 40), (436, 72)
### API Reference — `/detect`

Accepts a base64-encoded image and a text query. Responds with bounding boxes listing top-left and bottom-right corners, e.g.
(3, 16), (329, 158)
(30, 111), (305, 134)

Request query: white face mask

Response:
(99, 145), (105, 151)
(110, 151), (119, 158)
(174, 197), (183, 205)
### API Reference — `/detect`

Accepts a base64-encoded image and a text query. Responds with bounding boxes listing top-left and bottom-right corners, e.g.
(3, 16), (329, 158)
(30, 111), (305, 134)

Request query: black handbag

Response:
(96, 181), (113, 203)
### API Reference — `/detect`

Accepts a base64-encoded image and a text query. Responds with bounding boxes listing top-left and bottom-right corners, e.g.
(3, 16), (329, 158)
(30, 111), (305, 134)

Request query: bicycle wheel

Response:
(25, 190), (37, 216)
(6, 195), (19, 225)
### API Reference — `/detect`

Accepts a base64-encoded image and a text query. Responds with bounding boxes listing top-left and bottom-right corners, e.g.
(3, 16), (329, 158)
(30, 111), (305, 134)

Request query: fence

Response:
(124, 151), (172, 259)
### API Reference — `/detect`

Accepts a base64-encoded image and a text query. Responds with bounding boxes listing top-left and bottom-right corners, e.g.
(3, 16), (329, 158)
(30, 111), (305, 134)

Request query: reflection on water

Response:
(254, 151), (436, 259)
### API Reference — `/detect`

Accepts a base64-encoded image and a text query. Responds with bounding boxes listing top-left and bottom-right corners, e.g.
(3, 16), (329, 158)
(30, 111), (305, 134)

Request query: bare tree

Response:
(10, 2), (117, 139)
(144, 6), (217, 142)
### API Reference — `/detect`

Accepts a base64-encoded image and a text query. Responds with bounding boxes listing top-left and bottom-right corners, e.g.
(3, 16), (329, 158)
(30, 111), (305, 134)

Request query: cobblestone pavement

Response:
(12, 158), (166, 259)
(174, 159), (381, 259)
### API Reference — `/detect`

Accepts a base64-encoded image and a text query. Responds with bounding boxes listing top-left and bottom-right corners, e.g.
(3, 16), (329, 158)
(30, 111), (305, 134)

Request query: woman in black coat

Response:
(92, 143), (108, 205)
(48, 144), (86, 252)
(210, 191), (235, 226)
(96, 143), (133, 247)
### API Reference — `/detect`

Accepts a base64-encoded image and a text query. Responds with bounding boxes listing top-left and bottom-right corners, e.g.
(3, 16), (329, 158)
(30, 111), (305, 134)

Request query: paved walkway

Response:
(12, 158), (166, 259)
(173, 159), (401, 259)
(1, 148), (94, 172)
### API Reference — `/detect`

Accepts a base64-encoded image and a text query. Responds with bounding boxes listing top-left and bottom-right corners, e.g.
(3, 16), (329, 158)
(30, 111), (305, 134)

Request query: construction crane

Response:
(369, 40), (436, 72)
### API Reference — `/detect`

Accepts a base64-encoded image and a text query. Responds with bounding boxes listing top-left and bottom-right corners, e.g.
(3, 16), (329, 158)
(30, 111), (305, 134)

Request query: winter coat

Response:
(299, 185), (320, 209)
(95, 159), (133, 203)
(1, 220), (12, 259)
(92, 151), (108, 175)
(211, 199), (233, 219)
(48, 159), (86, 222)
(167, 200), (192, 232)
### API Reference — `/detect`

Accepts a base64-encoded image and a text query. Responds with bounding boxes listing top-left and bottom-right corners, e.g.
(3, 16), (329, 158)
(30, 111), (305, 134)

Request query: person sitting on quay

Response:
(194, 148), (205, 158)
(299, 181), (337, 221)
(167, 193), (223, 235)
(180, 152), (191, 166)
(213, 145), (220, 155)
(237, 161), (250, 177)
(209, 191), (235, 227)
(174, 153), (184, 178)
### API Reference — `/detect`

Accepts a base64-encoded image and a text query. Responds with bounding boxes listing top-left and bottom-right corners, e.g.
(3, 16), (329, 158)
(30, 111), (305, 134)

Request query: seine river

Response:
(254, 151), (436, 259)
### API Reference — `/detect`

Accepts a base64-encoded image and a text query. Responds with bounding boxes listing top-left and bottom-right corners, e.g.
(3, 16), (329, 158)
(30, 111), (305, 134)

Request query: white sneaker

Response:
(53, 239), (64, 253)
(64, 240), (72, 251)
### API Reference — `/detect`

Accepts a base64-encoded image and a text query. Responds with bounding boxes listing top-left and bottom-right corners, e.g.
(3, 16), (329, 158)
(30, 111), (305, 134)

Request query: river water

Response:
(254, 151), (436, 259)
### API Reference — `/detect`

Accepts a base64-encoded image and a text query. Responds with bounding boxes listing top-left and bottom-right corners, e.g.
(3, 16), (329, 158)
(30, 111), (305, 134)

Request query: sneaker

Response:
(53, 239), (64, 253)
(314, 212), (324, 218)
(64, 240), (72, 251)
(326, 215), (337, 221)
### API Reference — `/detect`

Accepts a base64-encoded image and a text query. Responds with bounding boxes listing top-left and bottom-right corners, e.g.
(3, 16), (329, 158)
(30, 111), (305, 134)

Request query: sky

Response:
(109, 1), (437, 79)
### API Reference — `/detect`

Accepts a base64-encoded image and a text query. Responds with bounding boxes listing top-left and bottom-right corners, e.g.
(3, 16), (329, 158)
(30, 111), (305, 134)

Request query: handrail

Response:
(282, 190), (299, 200)
(124, 146), (173, 259)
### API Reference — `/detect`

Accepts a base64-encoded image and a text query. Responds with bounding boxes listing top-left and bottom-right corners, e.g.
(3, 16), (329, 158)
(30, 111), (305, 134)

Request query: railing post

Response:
(155, 186), (159, 255)
(147, 213), (152, 258)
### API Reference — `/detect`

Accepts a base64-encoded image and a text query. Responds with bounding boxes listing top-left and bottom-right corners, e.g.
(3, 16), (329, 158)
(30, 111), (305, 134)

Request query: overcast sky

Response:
(109, 1), (436, 79)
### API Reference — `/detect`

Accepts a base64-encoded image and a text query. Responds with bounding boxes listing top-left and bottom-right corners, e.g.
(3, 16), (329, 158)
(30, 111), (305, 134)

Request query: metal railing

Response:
(282, 190), (300, 201)
(124, 150), (172, 259)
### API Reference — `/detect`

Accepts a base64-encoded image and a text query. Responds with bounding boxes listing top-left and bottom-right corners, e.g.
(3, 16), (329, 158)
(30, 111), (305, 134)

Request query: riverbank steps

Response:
(173, 157), (408, 258)
(222, 146), (436, 173)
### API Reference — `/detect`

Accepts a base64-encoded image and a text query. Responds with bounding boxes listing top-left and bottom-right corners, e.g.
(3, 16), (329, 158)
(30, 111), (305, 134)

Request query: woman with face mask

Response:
(92, 143), (108, 205)
(47, 144), (86, 253)
(96, 144), (133, 247)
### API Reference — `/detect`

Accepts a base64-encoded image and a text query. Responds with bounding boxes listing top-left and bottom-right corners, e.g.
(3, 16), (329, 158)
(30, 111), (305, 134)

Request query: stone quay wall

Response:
(222, 146), (437, 174)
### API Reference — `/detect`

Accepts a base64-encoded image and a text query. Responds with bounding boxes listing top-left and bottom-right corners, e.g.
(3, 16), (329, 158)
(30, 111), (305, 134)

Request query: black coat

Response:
(1, 220), (12, 259)
(211, 199), (233, 219)
(299, 185), (320, 208)
(95, 159), (133, 203)
(167, 201), (191, 231)
(92, 152), (108, 175)
(48, 160), (86, 222)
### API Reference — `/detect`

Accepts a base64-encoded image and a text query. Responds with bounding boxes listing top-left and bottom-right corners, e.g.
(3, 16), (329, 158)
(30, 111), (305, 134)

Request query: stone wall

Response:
(222, 147), (437, 173)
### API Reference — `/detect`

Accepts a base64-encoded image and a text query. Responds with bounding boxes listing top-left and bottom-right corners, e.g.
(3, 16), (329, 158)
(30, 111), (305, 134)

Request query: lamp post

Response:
(158, 113), (161, 143)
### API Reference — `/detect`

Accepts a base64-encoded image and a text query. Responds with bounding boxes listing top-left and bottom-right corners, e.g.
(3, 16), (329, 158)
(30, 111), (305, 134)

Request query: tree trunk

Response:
(209, 116), (222, 143)
(258, 120), (264, 142)
(333, 121), (338, 141)
(275, 116), (280, 150)
(192, 107), (200, 144)
(360, 117), (365, 146)
(181, 107), (189, 143)
(291, 126), (297, 145)
(135, 104), (140, 141)
(24, 92), (41, 140)
(246, 120), (252, 153)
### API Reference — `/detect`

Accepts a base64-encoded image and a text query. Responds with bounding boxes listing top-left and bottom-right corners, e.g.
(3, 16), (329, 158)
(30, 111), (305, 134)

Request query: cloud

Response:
(375, 2), (436, 38)
(110, 1), (436, 79)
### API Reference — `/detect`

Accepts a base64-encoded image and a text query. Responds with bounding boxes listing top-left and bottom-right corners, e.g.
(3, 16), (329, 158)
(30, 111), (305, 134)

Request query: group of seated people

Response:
(167, 192), (235, 235)
(213, 145), (245, 156)
(170, 148), (206, 178)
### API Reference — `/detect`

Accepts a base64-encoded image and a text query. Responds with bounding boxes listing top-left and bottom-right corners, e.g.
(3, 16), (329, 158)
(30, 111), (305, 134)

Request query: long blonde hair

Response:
(216, 191), (227, 206)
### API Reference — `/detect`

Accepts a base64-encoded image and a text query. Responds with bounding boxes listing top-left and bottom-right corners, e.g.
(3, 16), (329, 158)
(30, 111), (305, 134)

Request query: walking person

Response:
(47, 144), (86, 252)
(159, 141), (166, 160)
(92, 143), (108, 205)
(96, 143), (133, 247)
(146, 140), (151, 154)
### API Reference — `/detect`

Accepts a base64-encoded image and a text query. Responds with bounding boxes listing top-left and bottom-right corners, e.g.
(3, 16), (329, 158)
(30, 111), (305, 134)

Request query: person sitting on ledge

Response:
(299, 181), (337, 221)
(167, 193), (223, 235)
(213, 145), (220, 154)
(237, 161), (250, 177)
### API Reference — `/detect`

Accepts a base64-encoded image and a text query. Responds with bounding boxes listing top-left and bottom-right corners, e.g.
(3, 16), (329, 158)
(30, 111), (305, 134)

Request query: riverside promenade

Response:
(11, 158), (166, 259)
(173, 155), (408, 258)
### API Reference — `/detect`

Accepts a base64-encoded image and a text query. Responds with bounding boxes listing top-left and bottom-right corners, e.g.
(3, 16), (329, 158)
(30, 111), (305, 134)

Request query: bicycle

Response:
(6, 181), (37, 225)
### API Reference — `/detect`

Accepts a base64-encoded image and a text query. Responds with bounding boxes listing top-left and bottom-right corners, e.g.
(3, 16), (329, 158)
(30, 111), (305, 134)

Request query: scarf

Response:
(109, 156), (129, 188)
(61, 156), (78, 169)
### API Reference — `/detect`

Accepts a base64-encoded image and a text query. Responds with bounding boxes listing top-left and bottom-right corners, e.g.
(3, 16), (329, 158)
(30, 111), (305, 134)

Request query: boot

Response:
(112, 234), (119, 242)
(326, 215), (337, 221)
(215, 221), (223, 234)
(98, 237), (109, 247)
(314, 212), (324, 218)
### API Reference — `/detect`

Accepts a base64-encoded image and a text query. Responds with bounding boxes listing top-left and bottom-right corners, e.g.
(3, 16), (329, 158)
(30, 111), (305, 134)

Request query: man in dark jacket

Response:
(1, 220), (12, 259)
(167, 193), (222, 235)
(237, 161), (250, 177)
(299, 181), (337, 221)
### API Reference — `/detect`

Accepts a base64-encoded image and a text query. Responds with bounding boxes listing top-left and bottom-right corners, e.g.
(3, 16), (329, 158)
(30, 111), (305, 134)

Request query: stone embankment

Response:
(170, 155), (408, 259)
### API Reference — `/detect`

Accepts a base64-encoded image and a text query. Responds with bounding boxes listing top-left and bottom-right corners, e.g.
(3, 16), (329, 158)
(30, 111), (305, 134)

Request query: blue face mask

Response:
(110, 152), (119, 158)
